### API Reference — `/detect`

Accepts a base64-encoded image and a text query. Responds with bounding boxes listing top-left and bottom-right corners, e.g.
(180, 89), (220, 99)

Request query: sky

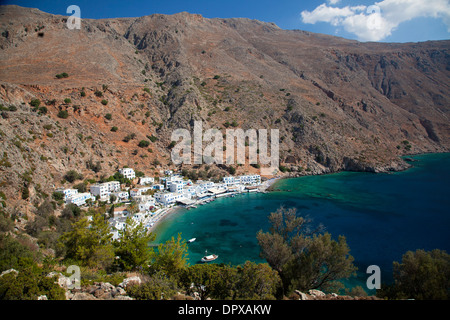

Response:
(1, 0), (449, 43)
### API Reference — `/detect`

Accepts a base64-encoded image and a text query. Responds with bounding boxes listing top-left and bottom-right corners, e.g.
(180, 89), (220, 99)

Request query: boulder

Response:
(0, 269), (19, 278)
(308, 289), (326, 298)
(118, 276), (141, 288)
(114, 295), (134, 300)
(294, 290), (309, 300)
(71, 292), (98, 300)
(47, 272), (72, 289)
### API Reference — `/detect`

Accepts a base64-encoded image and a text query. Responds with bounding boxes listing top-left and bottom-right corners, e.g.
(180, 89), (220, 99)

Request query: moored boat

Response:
(201, 254), (218, 262)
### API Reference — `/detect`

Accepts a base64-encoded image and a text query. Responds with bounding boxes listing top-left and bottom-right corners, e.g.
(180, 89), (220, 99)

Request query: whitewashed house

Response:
(110, 191), (129, 203)
(138, 197), (156, 212)
(90, 181), (120, 201)
(139, 177), (154, 185)
(113, 206), (128, 218)
(169, 182), (184, 194)
(223, 176), (237, 186)
(90, 184), (109, 200)
(182, 185), (197, 197)
(165, 176), (184, 190)
(119, 168), (135, 180)
(65, 192), (93, 207)
(55, 188), (78, 201)
(130, 186), (153, 199)
(194, 181), (215, 195)
(239, 174), (261, 185)
(154, 192), (185, 206)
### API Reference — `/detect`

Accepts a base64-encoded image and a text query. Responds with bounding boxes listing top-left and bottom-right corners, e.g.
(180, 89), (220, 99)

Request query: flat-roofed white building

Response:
(130, 186), (153, 198)
(138, 198), (156, 212)
(239, 174), (261, 185)
(132, 194), (154, 203)
(223, 176), (236, 186)
(194, 181), (215, 195)
(169, 182), (184, 194)
(110, 191), (129, 203)
(90, 181), (121, 201)
(104, 181), (120, 192)
(183, 185), (197, 197)
(119, 168), (135, 180)
(65, 192), (93, 207)
(154, 192), (185, 206)
(165, 176), (184, 190)
(113, 206), (128, 218)
(90, 184), (109, 200)
(55, 188), (78, 201)
(152, 184), (165, 190)
(139, 177), (154, 185)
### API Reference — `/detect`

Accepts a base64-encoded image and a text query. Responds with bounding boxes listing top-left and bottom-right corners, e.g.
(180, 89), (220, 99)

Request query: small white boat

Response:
(188, 238), (196, 243)
(201, 254), (218, 262)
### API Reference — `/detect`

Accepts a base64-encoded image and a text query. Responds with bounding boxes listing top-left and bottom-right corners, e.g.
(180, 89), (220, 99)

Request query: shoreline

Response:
(147, 206), (184, 233)
(144, 152), (447, 237)
(148, 176), (283, 236)
(145, 153), (435, 236)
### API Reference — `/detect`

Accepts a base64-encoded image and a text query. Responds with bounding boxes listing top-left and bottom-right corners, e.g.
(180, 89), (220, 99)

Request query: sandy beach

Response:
(147, 206), (184, 233)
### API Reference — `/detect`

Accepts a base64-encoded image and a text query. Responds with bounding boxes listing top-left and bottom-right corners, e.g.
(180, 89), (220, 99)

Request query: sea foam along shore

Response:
(147, 176), (282, 235)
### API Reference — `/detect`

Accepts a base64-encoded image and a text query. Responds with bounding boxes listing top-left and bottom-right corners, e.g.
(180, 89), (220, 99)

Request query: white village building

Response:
(65, 192), (94, 207)
(139, 177), (154, 185)
(55, 188), (78, 201)
(119, 168), (136, 180)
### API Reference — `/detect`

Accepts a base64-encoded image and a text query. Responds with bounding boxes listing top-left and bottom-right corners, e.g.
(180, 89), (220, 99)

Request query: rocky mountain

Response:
(0, 5), (449, 212)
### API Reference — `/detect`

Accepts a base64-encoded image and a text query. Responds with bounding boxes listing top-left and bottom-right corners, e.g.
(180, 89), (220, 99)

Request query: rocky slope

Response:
(0, 5), (449, 213)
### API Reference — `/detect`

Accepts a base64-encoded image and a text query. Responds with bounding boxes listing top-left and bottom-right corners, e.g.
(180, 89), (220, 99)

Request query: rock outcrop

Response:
(293, 289), (380, 300)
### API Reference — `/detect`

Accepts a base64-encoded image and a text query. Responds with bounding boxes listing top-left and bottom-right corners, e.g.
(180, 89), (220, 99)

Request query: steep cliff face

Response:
(0, 5), (449, 209)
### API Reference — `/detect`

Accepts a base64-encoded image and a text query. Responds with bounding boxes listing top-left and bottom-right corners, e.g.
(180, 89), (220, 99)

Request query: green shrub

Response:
(127, 272), (179, 300)
(101, 100), (108, 106)
(30, 99), (41, 108)
(63, 170), (83, 183)
(57, 110), (69, 119)
(105, 113), (112, 120)
(39, 106), (48, 114)
(111, 126), (118, 132)
(52, 192), (64, 201)
(55, 72), (69, 79)
(378, 249), (450, 300)
(64, 98), (71, 104)
(138, 140), (150, 148)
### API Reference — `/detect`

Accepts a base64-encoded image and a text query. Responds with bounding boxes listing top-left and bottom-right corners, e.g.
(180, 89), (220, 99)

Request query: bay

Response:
(152, 153), (450, 290)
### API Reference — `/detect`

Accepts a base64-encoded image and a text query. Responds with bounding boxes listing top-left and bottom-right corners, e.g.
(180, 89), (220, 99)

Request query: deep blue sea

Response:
(152, 153), (450, 291)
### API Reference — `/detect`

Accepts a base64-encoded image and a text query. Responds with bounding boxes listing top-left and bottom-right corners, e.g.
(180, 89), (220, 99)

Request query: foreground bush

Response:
(377, 249), (450, 300)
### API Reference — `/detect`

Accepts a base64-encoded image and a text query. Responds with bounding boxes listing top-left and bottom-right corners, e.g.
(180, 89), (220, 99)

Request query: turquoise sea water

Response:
(152, 153), (450, 289)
